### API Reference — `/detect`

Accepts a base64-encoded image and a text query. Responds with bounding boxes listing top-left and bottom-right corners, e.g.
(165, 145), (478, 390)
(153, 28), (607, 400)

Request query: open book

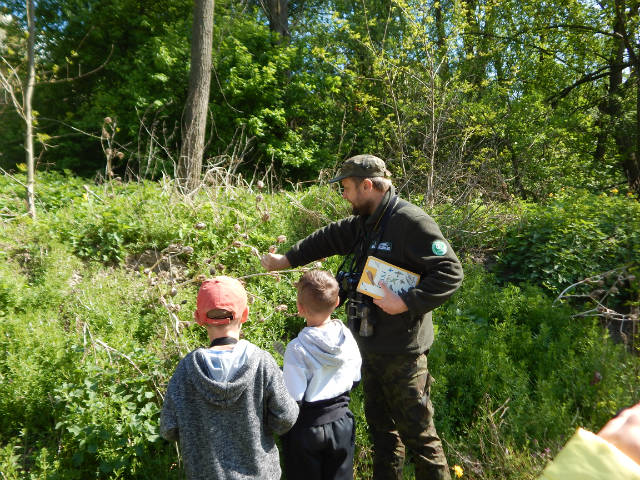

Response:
(356, 256), (420, 300)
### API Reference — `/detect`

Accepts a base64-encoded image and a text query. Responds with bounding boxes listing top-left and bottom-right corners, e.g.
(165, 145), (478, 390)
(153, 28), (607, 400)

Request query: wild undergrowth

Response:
(0, 172), (638, 479)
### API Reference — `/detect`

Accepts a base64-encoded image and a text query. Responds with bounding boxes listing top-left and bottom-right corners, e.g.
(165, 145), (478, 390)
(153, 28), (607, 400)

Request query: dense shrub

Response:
(52, 358), (169, 478)
(429, 197), (527, 259)
(494, 189), (640, 294)
(430, 266), (637, 479)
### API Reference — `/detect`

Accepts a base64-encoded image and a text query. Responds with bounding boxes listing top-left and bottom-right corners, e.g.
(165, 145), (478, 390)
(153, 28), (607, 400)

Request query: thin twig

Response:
(0, 167), (30, 190)
(37, 44), (114, 85)
(82, 184), (104, 203)
(553, 265), (629, 305)
(94, 338), (164, 400)
(238, 268), (310, 280)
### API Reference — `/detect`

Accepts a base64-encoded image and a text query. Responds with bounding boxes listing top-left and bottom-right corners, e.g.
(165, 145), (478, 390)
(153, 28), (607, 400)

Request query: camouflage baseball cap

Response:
(328, 154), (391, 183)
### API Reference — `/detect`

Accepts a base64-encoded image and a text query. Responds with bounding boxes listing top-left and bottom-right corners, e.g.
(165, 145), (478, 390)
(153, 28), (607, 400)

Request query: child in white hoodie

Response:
(282, 269), (362, 480)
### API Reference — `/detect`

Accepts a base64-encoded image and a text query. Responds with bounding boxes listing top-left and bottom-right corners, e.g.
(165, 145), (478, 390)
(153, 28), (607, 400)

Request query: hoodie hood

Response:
(185, 340), (259, 407)
(297, 320), (356, 368)
(283, 319), (362, 402)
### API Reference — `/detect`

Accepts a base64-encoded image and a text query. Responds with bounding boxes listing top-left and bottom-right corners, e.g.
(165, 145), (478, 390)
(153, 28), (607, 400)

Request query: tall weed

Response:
(431, 266), (638, 478)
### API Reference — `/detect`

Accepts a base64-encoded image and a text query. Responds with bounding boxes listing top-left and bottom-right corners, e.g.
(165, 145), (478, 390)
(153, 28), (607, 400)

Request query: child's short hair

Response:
(296, 270), (339, 314)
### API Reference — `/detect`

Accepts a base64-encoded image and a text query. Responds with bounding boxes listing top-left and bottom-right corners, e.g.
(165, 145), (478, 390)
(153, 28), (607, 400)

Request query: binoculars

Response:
(346, 293), (375, 337)
(336, 270), (359, 304)
(336, 271), (375, 337)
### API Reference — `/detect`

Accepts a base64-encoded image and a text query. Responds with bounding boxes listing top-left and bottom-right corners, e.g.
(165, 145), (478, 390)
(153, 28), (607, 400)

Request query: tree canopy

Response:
(2, 0), (640, 197)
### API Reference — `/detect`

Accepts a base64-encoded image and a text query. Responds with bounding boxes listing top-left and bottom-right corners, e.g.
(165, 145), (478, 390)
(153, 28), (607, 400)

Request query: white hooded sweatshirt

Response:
(283, 319), (362, 402)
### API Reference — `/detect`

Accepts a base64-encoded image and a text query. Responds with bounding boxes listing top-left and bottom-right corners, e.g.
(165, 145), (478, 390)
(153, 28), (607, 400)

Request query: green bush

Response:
(429, 197), (527, 258)
(494, 189), (640, 293)
(0, 260), (22, 317)
(431, 265), (637, 478)
(52, 357), (170, 479)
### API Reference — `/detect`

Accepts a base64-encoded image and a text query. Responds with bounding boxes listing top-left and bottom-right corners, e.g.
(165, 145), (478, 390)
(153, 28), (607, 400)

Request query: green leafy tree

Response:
(6, 0), (191, 176)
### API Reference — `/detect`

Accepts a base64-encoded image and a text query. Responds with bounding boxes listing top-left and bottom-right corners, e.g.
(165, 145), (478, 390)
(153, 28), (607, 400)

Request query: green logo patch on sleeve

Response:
(432, 240), (447, 256)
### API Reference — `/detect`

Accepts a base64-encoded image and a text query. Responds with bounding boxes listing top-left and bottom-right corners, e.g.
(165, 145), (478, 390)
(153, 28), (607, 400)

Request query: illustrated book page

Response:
(356, 256), (420, 300)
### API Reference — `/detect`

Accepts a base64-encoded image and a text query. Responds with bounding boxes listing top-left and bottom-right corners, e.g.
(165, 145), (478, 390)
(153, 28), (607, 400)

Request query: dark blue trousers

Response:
(282, 412), (355, 480)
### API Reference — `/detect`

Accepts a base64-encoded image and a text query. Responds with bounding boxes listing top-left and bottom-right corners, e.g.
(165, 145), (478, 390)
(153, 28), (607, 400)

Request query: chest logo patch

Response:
(372, 241), (392, 252)
(432, 240), (447, 256)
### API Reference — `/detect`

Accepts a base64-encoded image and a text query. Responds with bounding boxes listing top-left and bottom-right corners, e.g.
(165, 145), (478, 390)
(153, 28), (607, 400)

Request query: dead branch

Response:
(93, 338), (164, 400)
(36, 44), (114, 86)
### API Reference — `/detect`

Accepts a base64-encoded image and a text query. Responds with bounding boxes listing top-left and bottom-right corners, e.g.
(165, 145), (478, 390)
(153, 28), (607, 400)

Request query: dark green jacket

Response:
(286, 186), (463, 354)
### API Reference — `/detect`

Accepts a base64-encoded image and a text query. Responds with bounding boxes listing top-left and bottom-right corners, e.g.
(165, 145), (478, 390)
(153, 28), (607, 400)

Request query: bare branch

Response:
(0, 167), (29, 189)
(0, 57), (25, 118)
(36, 44), (114, 86)
(546, 66), (624, 105)
(94, 338), (164, 400)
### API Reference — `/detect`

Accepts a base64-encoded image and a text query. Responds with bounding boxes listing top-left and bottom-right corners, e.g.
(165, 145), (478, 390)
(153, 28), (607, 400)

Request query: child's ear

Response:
(297, 300), (305, 316)
(333, 296), (340, 308)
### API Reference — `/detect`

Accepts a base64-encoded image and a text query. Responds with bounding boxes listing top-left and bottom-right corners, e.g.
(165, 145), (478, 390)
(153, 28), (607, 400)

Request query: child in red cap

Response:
(160, 276), (299, 479)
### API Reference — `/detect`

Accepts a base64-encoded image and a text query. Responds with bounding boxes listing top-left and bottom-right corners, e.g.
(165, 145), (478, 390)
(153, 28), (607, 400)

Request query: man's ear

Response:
(362, 178), (374, 192)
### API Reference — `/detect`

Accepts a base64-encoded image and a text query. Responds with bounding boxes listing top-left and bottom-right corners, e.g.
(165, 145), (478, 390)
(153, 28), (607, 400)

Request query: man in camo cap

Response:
(262, 154), (463, 480)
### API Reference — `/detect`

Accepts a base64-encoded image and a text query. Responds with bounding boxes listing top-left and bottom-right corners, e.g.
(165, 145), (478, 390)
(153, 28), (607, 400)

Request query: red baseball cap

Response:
(194, 276), (249, 326)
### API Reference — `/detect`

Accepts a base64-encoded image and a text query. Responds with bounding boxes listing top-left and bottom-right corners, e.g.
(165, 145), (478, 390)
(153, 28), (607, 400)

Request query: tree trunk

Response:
(178, 0), (215, 192)
(267, 0), (288, 39)
(507, 142), (527, 199)
(462, 0), (482, 86)
(434, 1), (449, 80)
(630, 79), (640, 193)
(633, 1), (640, 194)
(594, 5), (625, 166)
(25, 0), (36, 218)
(613, 0), (640, 193)
(593, 105), (608, 165)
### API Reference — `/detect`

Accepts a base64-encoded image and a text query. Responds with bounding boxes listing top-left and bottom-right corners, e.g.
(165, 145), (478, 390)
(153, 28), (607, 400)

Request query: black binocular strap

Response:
(338, 195), (399, 277)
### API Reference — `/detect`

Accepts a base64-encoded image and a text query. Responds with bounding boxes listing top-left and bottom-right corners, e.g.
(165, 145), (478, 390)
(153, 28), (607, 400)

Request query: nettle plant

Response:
(41, 324), (188, 478)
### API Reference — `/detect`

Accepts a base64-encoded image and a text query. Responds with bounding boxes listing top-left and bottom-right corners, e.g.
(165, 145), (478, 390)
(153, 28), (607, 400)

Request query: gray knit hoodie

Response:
(160, 340), (299, 479)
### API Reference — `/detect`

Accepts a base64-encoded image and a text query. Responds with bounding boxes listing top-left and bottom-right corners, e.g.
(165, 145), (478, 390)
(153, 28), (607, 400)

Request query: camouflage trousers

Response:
(361, 351), (451, 480)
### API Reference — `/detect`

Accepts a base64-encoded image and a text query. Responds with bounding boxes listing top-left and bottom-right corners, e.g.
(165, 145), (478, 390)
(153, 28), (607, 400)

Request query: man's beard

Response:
(351, 198), (376, 216)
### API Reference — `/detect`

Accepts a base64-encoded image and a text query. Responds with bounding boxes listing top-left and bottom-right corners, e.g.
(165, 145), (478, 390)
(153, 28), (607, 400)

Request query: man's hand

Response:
(373, 282), (409, 315)
(260, 253), (291, 271)
(598, 402), (640, 464)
